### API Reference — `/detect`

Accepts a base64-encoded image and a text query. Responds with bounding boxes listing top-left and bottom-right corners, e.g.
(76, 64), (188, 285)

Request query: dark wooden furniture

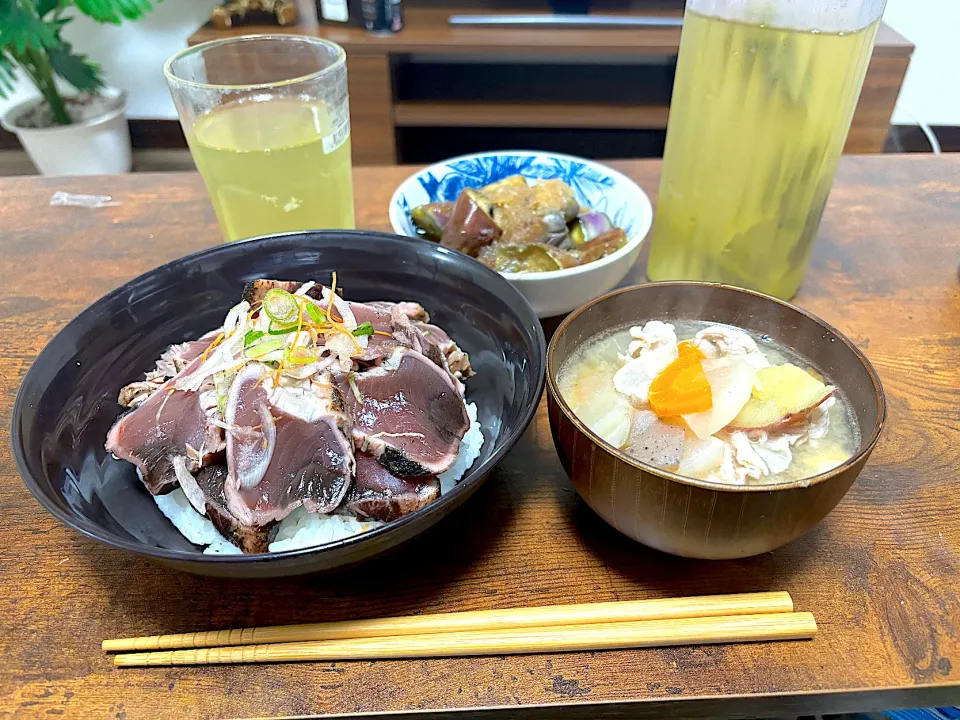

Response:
(188, 3), (914, 164)
(2, 156), (959, 718)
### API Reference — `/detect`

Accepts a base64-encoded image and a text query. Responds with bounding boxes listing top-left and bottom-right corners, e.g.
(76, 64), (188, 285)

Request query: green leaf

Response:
(48, 42), (103, 92)
(0, 4), (58, 53)
(0, 53), (18, 99)
(73, 0), (156, 24)
(37, 0), (61, 18)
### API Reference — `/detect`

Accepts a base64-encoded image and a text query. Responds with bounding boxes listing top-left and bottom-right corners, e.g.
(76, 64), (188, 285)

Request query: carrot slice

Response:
(649, 342), (713, 417)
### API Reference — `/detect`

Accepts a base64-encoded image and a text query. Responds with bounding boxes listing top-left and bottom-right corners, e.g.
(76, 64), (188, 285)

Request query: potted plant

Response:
(0, 0), (156, 175)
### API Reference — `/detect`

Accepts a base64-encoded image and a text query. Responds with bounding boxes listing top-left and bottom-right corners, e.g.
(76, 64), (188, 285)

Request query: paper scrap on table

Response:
(50, 191), (120, 208)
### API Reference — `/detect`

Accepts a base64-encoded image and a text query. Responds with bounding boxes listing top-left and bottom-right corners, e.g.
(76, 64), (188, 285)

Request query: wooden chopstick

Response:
(103, 591), (793, 652)
(112, 612), (816, 667)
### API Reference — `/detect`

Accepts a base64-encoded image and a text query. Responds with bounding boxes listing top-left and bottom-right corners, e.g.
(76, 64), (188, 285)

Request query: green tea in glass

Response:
(165, 36), (354, 242)
(647, 0), (886, 298)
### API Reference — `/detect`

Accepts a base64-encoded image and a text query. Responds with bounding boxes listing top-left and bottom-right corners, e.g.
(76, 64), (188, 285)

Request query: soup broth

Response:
(558, 320), (860, 485)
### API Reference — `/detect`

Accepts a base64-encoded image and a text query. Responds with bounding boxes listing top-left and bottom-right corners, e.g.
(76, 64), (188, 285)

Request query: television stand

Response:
(188, 3), (913, 165)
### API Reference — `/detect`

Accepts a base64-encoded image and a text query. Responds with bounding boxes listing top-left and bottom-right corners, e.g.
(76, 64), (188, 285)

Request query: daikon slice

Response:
(572, 375), (633, 449)
(586, 400), (632, 449)
(682, 357), (756, 439)
(613, 343), (678, 406)
(677, 434), (726, 479)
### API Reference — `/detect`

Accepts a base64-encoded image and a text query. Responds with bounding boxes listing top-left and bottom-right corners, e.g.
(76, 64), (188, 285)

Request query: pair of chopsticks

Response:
(104, 591), (815, 667)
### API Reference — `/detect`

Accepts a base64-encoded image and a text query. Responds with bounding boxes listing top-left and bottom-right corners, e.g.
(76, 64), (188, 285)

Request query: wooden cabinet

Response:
(189, 5), (913, 165)
(346, 54), (396, 165)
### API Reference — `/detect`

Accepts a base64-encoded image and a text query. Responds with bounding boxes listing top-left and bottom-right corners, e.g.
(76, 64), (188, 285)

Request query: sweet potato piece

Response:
(728, 363), (834, 431)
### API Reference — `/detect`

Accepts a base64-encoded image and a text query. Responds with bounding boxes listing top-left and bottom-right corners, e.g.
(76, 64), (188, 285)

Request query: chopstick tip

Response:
(103, 638), (133, 653)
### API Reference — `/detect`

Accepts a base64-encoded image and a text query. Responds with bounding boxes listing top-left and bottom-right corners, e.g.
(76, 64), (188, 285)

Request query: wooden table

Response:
(1, 156), (958, 719)
(189, 4), (914, 164)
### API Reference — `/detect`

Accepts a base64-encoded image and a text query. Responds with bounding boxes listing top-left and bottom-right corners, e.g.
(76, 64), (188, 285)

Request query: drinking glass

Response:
(646, 0), (886, 298)
(165, 35), (354, 242)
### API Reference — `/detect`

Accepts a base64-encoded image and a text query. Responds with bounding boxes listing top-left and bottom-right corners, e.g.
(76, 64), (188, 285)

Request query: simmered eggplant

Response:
(489, 179), (580, 246)
(569, 212), (613, 246)
(575, 228), (627, 264)
(528, 179), (580, 222)
(540, 212), (573, 249)
(410, 201), (454, 241)
(440, 189), (502, 255)
(409, 175), (627, 274)
(477, 243), (579, 274)
(480, 175), (529, 199)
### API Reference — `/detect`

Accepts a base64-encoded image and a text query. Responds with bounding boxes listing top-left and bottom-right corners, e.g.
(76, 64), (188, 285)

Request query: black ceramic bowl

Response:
(12, 231), (545, 578)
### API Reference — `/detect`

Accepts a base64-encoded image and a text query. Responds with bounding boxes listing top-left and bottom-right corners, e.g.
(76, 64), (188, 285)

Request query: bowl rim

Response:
(546, 281), (887, 493)
(11, 229), (547, 564)
(387, 150), (653, 282)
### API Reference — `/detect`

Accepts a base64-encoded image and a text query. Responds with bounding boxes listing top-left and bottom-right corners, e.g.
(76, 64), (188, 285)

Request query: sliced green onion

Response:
(304, 301), (326, 325)
(262, 288), (299, 325)
(285, 346), (318, 366)
(352, 321), (374, 337)
(245, 338), (285, 358)
(244, 329), (265, 347)
(214, 371), (235, 418)
(347, 373), (363, 403)
(267, 322), (297, 336)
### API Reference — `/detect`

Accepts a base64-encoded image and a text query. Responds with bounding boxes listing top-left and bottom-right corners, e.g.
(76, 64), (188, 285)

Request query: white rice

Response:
(154, 401), (483, 554)
(267, 509), (383, 553)
(203, 538), (243, 556)
(438, 401), (482, 495)
(154, 489), (222, 545)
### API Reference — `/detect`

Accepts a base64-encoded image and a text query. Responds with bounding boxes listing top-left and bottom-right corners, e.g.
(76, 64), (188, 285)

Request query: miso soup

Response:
(557, 320), (860, 486)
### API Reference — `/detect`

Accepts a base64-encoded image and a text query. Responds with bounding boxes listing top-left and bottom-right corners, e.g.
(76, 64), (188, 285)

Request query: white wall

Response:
(884, 0), (960, 126)
(0, 0), (220, 119)
(1, 0), (957, 126)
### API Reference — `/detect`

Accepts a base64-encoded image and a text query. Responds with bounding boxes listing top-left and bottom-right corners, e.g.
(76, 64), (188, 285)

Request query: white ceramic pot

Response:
(0, 88), (132, 175)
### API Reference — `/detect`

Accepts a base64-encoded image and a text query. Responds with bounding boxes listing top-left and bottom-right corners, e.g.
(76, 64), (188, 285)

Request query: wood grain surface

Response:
(0, 156), (958, 719)
(846, 54), (913, 156)
(347, 54), (397, 165)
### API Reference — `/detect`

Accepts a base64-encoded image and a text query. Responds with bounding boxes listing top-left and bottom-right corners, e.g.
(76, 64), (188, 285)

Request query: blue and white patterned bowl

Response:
(389, 151), (653, 317)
